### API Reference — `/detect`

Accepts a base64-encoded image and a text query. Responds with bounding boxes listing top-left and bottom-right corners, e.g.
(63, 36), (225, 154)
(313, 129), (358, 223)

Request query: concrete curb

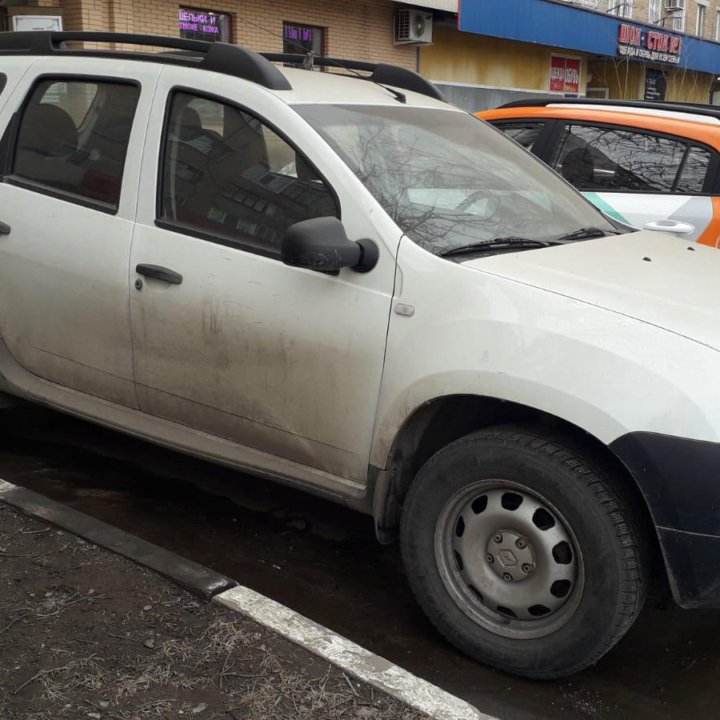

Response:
(1, 479), (492, 720)
(0, 479), (236, 599)
(215, 586), (493, 720)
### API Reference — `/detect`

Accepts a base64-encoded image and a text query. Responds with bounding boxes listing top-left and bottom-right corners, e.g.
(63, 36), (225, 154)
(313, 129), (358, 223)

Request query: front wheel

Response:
(400, 427), (648, 679)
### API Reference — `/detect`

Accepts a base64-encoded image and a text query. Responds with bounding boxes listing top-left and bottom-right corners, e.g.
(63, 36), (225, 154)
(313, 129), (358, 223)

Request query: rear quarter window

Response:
(0, 74), (6, 96)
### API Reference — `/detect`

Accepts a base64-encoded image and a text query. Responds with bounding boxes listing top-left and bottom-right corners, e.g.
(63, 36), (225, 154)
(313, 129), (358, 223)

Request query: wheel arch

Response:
(372, 393), (666, 591)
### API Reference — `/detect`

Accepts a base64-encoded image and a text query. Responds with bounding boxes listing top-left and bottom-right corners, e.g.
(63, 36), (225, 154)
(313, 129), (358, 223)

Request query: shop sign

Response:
(550, 56), (581, 94)
(644, 68), (667, 101)
(617, 23), (682, 65)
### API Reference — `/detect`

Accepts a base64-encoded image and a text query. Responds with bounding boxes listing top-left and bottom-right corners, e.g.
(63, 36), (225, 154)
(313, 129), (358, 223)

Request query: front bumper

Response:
(611, 432), (720, 609)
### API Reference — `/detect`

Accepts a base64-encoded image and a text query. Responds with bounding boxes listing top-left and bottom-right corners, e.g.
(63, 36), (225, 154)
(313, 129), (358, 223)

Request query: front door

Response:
(129, 75), (395, 481)
(0, 60), (159, 406)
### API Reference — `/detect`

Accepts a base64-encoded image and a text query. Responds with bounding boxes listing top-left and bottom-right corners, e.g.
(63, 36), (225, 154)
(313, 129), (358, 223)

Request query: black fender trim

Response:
(610, 432), (720, 608)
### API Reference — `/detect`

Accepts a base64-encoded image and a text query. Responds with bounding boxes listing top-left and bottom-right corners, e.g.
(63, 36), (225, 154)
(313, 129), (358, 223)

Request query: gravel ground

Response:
(0, 503), (428, 720)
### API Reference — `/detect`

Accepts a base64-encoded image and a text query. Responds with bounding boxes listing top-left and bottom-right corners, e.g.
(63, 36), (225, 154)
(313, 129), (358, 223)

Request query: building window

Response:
(283, 23), (324, 57)
(178, 8), (231, 43)
(716, 9), (720, 40)
(669, 4), (686, 32)
(608, 0), (632, 18)
(648, 0), (662, 24)
(696, 1), (707, 35)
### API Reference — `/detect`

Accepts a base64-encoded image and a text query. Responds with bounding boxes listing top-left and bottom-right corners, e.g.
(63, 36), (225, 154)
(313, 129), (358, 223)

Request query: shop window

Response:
(607, 0), (632, 18)
(9, 79), (140, 210)
(492, 122), (546, 151)
(283, 23), (324, 64)
(159, 91), (338, 257)
(179, 8), (231, 43)
(552, 125), (693, 194)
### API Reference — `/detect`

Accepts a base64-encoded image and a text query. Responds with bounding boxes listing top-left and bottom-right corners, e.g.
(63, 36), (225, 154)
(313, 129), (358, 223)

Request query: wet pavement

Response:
(0, 406), (718, 720)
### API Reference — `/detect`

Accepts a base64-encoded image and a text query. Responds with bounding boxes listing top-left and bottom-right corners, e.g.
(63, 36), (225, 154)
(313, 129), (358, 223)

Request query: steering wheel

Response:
(455, 190), (492, 213)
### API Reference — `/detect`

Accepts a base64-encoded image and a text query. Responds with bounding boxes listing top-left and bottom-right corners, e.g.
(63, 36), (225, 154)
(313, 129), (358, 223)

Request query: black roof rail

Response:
(498, 96), (720, 121)
(262, 53), (444, 101)
(0, 31), (291, 91)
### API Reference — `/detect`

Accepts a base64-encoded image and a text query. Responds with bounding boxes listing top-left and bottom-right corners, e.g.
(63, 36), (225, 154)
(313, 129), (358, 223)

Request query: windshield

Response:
(294, 104), (617, 256)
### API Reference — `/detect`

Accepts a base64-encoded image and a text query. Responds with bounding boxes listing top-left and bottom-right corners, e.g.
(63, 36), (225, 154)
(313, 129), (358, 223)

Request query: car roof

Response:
(477, 105), (720, 147)
(273, 67), (454, 109)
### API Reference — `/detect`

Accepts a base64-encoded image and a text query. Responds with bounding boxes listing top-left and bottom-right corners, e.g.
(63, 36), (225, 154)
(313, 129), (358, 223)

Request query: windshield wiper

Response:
(440, 237), (555, 258)
(555, 227), (614, 243)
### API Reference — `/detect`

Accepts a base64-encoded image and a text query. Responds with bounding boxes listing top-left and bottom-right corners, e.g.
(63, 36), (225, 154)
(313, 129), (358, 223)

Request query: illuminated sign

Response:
(617, 23), (682, 64)
(178, 9), (231, 41)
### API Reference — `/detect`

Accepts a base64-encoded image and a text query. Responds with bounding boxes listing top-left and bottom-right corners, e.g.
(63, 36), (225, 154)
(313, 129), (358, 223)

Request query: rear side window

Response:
(10, 79), (140, 210)
(159, 91), (338, 257)
(493, 121), (545, 151)
(552, 124), (710, 194)
(0, 74), (6, 97)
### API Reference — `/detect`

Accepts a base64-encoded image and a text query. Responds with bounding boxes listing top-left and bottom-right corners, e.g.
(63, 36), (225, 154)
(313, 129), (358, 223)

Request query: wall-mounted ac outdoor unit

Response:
(394, 8), (433, 45)
(663, 0), (685, 11)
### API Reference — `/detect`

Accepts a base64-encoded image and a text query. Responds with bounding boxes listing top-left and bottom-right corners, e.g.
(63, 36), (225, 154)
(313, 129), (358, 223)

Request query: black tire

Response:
(400, 426), (648, 679)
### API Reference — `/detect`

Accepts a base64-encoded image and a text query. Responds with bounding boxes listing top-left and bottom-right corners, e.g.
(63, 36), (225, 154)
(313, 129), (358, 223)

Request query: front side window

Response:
(159, 92), (338, 256)
(295, 104), (616, 257)
(551, 124), (700, 193)
(10, 79), (140, 210)
(492, 122), (546, 151)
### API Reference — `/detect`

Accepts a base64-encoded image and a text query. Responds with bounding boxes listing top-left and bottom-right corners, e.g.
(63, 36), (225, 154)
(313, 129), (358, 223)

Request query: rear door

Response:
(0, 59), (160, 406)
(548, 122), (720, 243)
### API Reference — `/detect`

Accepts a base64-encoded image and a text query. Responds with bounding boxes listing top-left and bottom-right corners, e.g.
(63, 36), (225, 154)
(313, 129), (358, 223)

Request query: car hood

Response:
(461, 231), (720, 351)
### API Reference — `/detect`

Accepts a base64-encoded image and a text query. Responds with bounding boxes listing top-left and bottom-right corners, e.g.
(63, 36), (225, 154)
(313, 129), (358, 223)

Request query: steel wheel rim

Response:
(434, 479), (584, 640)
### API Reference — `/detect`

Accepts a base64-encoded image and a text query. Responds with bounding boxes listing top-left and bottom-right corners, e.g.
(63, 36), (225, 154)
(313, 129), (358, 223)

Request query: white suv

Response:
(2, 31), (720, 680)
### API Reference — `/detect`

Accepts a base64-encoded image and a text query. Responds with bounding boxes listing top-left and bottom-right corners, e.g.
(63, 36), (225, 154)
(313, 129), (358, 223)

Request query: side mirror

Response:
(281, 217), (378, 274)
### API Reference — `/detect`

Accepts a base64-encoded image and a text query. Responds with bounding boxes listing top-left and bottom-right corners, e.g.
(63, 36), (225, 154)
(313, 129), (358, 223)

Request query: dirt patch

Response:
(0, 504), (428, 720)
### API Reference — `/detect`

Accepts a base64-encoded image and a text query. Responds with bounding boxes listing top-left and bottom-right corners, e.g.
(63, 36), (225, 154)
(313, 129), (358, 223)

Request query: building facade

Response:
(0, 0), (419, 69)
(2, 0), (720, 111)
(424, 0), (720, 109)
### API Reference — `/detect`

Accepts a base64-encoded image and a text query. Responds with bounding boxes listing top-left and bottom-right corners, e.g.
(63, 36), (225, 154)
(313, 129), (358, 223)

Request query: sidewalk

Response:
(0, 502), (428, 720)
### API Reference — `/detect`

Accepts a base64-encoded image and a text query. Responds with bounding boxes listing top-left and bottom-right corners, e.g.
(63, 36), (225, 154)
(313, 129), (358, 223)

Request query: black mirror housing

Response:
(281, 217), (378, 274)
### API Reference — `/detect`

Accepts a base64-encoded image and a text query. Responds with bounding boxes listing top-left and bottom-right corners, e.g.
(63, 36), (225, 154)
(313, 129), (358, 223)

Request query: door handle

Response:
(135, 264), (183, 285)
(0, 221), (10, 235)
(643, 220), (695, 235)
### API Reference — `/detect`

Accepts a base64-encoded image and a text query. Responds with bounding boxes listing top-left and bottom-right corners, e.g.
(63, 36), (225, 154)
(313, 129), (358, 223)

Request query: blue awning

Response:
(459, 0), (720, 75)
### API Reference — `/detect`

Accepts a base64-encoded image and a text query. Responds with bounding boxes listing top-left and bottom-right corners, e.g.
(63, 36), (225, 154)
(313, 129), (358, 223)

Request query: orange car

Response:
(478, 99), (720, 247)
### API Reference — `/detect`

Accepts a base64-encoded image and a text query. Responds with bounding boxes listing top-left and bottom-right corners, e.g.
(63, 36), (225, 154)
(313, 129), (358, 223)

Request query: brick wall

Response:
(58, 0), (417, 69)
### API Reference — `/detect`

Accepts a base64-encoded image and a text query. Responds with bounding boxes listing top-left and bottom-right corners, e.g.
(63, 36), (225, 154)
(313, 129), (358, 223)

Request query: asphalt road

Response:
(0, 406), (716, 720)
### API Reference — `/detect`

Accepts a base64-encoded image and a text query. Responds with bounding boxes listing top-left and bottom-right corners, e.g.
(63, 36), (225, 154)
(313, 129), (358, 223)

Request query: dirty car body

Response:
(2, 32), (720, 678)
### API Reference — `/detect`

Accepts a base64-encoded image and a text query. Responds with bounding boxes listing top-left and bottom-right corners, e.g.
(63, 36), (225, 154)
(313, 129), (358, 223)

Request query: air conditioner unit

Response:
(394, 9), (433, 45)
(664, 0), (685, 11)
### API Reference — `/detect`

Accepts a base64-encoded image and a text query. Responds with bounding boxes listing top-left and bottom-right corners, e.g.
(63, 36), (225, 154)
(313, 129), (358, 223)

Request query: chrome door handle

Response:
(643, 220), (695, 235)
